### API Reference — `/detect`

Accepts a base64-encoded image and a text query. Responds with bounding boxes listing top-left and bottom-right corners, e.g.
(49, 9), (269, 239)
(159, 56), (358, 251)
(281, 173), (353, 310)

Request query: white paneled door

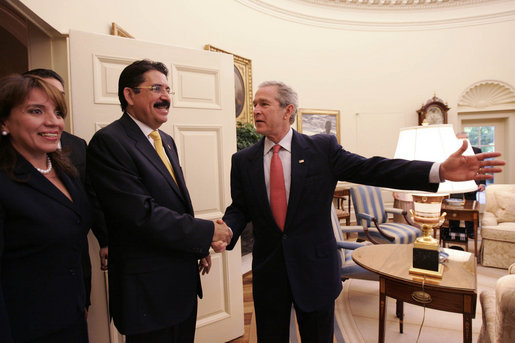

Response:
(69, 30), (243, 343)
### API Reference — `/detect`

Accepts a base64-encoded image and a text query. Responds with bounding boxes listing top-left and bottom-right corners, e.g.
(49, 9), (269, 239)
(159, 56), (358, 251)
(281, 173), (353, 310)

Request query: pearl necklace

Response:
(36, 156), (53, 174)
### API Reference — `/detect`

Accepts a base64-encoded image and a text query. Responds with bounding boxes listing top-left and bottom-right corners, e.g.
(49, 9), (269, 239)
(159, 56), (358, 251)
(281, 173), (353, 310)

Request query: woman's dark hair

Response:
(0, 74), (77, 180)
(118, 59), (168, 111)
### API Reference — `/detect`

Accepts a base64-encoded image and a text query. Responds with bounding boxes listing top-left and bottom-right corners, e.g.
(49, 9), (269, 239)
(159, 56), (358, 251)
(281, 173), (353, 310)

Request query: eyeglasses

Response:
(132, 85), (174, 95)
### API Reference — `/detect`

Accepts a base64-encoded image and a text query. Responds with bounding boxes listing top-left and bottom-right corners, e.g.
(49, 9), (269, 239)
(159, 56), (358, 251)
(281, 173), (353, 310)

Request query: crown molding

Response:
(236, 0), (515, 31)
(300, 0), (494, 10)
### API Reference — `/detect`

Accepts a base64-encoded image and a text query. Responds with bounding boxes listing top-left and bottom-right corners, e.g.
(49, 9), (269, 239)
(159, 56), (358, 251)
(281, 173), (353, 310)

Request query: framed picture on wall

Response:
(297, 108), (340, 143)
(110, 23), (134, 38)
(204, 45), (254, 125)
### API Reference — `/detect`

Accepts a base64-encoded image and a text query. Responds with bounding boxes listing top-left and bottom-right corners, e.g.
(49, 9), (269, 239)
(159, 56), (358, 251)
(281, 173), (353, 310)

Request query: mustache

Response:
(154, 100), (170, 108)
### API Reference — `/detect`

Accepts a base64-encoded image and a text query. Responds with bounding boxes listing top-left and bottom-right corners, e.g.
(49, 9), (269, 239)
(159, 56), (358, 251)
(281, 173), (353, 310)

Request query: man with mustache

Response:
(87, 60), (232, 343)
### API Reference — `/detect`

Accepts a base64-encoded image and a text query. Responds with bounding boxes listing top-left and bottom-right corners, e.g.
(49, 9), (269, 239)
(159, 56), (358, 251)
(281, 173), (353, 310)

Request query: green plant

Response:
(236, 122), (261, 151)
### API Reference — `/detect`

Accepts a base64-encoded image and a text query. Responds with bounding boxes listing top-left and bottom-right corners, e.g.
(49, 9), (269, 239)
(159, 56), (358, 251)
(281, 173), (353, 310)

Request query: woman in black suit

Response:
(0, 74), (90, 342)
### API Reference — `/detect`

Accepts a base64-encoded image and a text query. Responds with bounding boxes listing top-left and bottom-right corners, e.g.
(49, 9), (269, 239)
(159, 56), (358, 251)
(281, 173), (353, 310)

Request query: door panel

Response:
(69, 30), (243, 343)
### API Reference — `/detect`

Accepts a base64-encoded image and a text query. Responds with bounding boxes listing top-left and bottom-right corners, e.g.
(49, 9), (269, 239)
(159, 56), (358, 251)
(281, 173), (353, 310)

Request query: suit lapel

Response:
(15, 157), (81, 215)
(245, 139), (272, 218)
(120, 114), (186, 202)
(285, 131), (310, 229)
(161, 133), (194, 211)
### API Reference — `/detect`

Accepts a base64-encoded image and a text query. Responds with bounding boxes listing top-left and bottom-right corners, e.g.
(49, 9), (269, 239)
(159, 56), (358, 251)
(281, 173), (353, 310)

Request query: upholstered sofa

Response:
(481, 184), (515, 269)
(478, 263), (515, 343)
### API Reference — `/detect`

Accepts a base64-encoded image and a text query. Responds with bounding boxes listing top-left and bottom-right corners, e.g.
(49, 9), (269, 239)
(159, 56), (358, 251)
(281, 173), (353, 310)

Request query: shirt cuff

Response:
(429, 162), (444, 183)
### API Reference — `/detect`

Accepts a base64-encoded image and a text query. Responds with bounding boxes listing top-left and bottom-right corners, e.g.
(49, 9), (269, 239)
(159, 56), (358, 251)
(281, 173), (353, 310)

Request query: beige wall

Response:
(17, 0), (515, 179)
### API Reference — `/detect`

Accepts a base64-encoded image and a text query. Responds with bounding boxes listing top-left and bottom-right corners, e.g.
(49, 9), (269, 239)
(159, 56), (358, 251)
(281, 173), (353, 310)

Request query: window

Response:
(464, 125), (495, 188)
(464, 126), (495, 153)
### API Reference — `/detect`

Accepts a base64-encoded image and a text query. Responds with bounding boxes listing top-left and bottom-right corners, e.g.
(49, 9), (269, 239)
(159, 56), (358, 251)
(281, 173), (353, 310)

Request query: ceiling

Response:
(236, 0), (515, 31)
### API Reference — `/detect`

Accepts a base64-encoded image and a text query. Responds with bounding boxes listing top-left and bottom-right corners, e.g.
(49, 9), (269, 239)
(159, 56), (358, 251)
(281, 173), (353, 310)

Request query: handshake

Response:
(211, 219), (233, 253)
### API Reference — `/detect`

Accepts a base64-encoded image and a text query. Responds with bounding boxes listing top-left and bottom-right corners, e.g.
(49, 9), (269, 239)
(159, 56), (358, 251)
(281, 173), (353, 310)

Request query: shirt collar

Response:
(126, 111), (155, 138)
(264, 128), (293, 155)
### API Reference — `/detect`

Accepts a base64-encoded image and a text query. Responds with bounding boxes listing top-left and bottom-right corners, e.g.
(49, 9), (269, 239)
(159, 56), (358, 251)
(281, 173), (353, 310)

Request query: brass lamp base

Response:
(409, 264), (443, 279)
(409, 195), (447, 280)
(409, 220), (443, 279)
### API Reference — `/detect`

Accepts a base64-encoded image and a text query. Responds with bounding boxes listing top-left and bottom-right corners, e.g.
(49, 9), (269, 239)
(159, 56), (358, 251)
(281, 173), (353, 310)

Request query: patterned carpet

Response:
(335, 264), (506, 343)
(229, 256), (507, 342)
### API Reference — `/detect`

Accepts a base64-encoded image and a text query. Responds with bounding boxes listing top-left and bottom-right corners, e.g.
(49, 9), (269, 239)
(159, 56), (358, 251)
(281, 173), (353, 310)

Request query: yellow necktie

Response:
(149, 130), (178, 184)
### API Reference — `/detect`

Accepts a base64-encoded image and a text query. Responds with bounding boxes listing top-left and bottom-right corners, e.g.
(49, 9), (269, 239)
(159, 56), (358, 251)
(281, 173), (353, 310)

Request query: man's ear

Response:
(284, 104), (294, 120)
(124, 87), (135, 106)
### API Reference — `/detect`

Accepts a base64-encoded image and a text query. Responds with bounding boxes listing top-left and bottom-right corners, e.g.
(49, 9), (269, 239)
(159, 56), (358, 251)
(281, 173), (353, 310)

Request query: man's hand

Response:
(440, 140), (505, 182)
(211, 240), (228, 253)
(211, 219), (232, 253)
(199, 255), (212, 275)
(99, 247), (108, 271)
(213, 219), (232, 244)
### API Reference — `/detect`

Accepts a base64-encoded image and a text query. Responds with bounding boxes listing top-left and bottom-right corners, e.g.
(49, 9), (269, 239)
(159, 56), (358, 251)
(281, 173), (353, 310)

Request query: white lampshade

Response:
(394, 124), (478, 194)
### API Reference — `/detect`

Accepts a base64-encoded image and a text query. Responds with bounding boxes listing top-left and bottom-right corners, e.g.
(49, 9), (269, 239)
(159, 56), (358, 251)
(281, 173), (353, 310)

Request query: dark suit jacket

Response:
(223, 131), (438, 312)
(87, 113), (214, 335)
(0, 155), (90, 342)
(61, 131), (108, 309)
(61, 131), (108, 247)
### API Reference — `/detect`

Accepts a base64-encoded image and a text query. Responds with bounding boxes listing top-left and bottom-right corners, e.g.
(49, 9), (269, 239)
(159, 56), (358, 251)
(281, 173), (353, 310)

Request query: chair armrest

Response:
(336, 241), (369, 250)
(482, 212), (498, 227)
(357, 213), (374, 221)
(478, 290), (497, 343)
(497, 275), (515, 342)
(385, 207), (406, 215)
(356, 213), (394, 243)
(340, 225), (367, 234)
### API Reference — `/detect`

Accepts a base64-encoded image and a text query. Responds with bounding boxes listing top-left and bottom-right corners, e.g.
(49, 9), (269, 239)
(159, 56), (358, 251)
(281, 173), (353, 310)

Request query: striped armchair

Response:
(330, 203), (376, 281)
(330, 203), (405, 332)
(350, 185), (422, 244)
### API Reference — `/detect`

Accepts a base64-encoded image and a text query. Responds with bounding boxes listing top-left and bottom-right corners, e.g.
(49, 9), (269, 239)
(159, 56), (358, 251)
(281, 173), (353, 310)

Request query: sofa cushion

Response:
(482, 224), (515, 242)
(482, 212), (498, 227)
(495, 190), (515, 223)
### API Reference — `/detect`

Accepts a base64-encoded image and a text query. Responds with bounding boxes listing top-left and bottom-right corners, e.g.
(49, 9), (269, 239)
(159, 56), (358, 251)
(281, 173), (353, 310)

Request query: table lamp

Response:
(394, 124), (478, 278)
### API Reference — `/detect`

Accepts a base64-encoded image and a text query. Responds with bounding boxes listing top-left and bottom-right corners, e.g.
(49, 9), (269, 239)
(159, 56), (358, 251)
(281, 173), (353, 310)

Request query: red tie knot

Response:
(273, 144), (281, 154)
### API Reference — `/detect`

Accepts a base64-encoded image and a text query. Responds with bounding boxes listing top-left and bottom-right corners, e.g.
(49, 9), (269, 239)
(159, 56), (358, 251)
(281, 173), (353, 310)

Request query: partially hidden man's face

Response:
(124, 70), (171, 130)
(253, 85), (292, 141)
(43, 77), (65, 94)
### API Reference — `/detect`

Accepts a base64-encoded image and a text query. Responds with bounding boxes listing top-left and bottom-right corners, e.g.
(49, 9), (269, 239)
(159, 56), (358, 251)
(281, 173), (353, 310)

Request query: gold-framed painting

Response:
(111, 23), (134, 38)
(204, 45), (253, 124)
(297, 109), (340, 143)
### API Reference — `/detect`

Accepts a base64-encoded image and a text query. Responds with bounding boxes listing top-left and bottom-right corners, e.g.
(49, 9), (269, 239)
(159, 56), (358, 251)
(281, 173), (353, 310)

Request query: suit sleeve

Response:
(87, 130), (213, 257)
(85, 174), (109, 247)
(76, 137), (109, 247)
(0, 201), (14, 342)
(326, 135), (438, 192)
(223, 153), (251, 251)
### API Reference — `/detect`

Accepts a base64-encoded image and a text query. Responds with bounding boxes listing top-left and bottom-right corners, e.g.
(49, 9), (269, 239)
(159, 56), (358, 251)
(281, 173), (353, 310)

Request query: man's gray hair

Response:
(259, 81), (298, 124)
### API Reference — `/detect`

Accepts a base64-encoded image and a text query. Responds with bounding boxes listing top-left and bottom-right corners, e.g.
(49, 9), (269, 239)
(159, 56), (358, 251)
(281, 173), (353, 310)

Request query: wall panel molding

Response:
(93, 54), (134, 104)
(172, 64), (221, 109)
(174, 125), (225, 219)
(458, 80), (515, 111)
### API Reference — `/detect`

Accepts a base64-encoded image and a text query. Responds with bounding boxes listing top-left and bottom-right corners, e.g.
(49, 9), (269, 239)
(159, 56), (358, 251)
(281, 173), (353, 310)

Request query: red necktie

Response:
(270, 144), (287, 230)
